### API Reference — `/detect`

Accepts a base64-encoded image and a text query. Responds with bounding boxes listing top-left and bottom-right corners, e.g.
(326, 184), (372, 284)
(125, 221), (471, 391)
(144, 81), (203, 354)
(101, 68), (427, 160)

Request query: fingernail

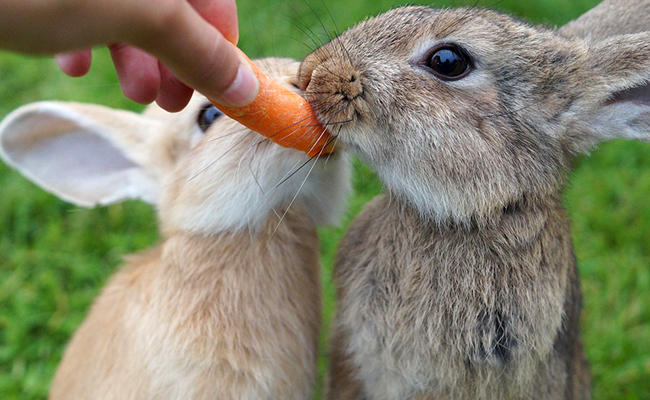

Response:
(220, 65), (259, 107)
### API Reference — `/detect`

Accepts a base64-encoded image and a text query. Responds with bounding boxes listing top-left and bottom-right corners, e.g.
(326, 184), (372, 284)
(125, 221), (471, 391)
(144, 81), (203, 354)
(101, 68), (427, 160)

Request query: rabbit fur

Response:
(0, 58), (351, 400)
(297, 2), (650, 399)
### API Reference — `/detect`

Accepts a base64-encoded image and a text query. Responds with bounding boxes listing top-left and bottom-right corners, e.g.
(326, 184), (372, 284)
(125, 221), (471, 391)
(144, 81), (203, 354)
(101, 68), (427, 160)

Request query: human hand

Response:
(0, 0), (259, 111)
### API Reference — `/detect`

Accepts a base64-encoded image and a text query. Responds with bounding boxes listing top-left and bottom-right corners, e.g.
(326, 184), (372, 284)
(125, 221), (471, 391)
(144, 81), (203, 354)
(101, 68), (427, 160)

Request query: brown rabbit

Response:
(0, 58), (351, 400)
(297, 1), (650, 399)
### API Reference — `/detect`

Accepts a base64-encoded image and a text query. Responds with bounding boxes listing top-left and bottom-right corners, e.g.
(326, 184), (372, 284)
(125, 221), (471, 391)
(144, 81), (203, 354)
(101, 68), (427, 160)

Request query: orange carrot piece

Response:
(210, 49), (334, 157)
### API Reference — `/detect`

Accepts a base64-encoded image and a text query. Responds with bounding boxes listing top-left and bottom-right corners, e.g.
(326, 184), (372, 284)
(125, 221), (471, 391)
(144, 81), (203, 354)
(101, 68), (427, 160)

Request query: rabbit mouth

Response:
(301, 90), (367, 156)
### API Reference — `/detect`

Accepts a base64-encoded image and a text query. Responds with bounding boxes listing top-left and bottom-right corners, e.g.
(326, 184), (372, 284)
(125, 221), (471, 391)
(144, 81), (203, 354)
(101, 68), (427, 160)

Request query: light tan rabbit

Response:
(297, 2), (650, 399)
(0, 58), (351, 400)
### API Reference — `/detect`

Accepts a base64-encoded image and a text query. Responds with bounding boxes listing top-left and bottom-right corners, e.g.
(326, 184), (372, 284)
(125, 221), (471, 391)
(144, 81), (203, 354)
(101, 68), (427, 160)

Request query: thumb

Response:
(129, 1), (258, 107)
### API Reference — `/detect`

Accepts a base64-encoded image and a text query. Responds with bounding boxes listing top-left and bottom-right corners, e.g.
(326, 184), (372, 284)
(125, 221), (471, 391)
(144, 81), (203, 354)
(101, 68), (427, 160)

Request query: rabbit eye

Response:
(198, 104), (224, 132)
(425, 45), (471, 80)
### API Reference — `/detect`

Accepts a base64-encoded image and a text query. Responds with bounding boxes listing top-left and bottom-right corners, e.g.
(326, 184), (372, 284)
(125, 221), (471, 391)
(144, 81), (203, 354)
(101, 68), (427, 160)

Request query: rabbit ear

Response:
(559, 0), (650, 40)
(0, 102), (165, 207)
(579, 33), (650, 144)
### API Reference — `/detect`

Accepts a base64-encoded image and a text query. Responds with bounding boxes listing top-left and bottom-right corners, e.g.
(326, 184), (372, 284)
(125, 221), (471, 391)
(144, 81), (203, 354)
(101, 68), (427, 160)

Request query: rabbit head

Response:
(299, 6), (650, 226)
(0, 58), (351, 236)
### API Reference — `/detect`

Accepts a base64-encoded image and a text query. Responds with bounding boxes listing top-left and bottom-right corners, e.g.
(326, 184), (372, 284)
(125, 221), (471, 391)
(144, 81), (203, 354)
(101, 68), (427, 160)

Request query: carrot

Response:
(210, 49), (334, 157)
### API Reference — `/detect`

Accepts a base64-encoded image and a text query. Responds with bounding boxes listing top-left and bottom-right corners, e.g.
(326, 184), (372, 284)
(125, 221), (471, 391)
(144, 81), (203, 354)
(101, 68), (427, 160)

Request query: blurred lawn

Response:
(1, 0), (649, 399)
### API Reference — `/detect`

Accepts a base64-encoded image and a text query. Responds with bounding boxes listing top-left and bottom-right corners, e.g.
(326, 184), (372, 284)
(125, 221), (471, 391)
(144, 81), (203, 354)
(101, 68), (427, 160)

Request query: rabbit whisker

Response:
(319, 1), (355, 68)
(271, 152), (315, 192)
(323, 118), (354, 126)
(266, 128), (327, 193)
(270, 125), (338, 192)
(289, 21), (325, 52)
(237, 134), (264, 191)
(304, 119), (334, 155)
(245, 115), (315, 152)
(301, 0), (334, 41)
(278, 34), (320, 53)
(269, 131), (331, 241)
(200, 128), (250, 146)
(322, 126), (344, 164)
(187, 131), (254, 182)
(283, 0), (328, 49)
(269, 155), (316, 240)
(250, 98), (344, 154)
(483, 0), (507, 10)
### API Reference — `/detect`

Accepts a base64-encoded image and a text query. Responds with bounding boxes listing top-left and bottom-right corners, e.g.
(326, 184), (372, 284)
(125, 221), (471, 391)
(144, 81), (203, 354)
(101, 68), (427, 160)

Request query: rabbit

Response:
(296, 1), (650, 399)
(560, 0), (650, 40)
(0, 58), (351, 400)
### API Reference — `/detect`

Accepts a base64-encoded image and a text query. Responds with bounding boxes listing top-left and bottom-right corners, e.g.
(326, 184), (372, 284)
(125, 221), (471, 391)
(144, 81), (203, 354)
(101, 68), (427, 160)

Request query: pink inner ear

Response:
(608, 82), (650, 105)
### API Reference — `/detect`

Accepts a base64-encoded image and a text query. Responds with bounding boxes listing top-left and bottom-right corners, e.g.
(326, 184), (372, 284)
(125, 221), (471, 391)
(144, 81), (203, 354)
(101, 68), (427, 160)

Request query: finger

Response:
(55, 50), (92, 77)
(109, 44), (161, 104)
(155, 63), (194, 113)
(188, 0), (239, 44)
(131, 2), (258, 107)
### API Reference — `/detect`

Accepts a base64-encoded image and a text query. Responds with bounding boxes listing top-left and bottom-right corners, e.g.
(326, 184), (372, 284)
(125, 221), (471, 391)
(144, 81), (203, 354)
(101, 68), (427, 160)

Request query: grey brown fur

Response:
(330, 196), (588, 399)
(560, 0), (650, 40)
(299, 2), (650, 399)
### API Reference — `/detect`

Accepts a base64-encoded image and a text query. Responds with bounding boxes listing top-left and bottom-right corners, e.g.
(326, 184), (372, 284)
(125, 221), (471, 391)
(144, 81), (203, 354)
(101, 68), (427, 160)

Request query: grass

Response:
(0, 0), (649, 398)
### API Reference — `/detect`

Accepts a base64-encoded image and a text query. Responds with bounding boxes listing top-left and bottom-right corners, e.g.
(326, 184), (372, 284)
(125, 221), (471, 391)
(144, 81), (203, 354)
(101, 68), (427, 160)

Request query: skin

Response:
(0, 0), (259, 111)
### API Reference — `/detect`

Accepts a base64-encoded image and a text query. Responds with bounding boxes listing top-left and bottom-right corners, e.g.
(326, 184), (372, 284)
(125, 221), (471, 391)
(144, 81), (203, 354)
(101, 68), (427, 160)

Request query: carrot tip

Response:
(210, 48), (335, 157)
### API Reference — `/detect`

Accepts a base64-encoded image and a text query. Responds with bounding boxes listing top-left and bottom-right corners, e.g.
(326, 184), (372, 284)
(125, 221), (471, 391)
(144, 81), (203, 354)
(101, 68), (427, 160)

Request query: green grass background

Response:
(1, 0), (649, 398)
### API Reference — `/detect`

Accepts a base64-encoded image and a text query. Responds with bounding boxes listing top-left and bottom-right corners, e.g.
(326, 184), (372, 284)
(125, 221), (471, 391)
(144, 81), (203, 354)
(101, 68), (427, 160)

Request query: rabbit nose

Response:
(340, 72), (363, 101)
(300, 53), (367, 124)
(301, 63), (364, 102)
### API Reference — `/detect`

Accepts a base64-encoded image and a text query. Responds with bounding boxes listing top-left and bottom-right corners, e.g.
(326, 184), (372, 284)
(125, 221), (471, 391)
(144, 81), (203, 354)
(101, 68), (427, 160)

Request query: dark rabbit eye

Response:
(425, 45), (471, 80)
(198, 104), (224, 132)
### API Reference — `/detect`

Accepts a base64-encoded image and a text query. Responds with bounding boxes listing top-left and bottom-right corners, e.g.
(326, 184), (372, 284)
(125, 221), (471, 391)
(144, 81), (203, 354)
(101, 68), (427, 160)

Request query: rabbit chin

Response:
(355, 147), (531, 227)
(158, 146), (351, 236)
(338, 132), (524, 227)
(377, 166), (503, 226)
